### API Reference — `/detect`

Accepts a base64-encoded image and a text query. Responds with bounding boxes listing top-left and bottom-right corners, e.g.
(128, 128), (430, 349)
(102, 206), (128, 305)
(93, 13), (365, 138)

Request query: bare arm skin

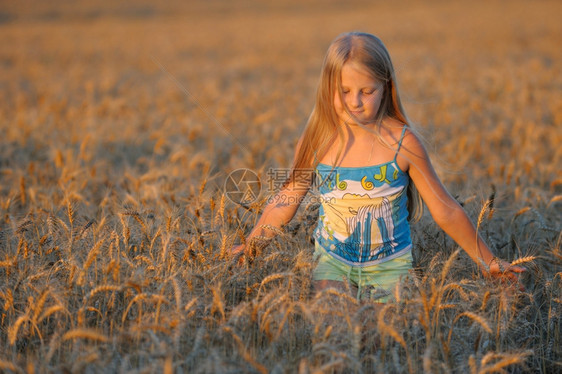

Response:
(230, 179), (312, 254)
(398, 129), (525, 285)
(231, 137), (312, 255)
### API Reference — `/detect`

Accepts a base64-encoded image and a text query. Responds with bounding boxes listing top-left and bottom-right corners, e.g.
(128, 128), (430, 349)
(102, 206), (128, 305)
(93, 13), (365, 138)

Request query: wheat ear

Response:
(510, 256), (536, 267)
(62, 328), (109, 342)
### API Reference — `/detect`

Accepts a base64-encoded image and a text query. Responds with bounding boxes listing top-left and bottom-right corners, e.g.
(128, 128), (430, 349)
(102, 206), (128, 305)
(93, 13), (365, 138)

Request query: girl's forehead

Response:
(340, 61), (380, 85)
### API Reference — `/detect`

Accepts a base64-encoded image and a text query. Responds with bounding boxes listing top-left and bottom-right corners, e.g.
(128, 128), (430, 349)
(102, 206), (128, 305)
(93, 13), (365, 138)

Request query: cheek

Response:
(370, 92), (384, 111)
(333, 93), (343, 112)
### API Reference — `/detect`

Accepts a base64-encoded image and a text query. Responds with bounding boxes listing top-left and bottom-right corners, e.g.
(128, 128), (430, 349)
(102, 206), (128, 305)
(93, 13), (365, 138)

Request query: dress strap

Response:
(393, 126), (408, 161)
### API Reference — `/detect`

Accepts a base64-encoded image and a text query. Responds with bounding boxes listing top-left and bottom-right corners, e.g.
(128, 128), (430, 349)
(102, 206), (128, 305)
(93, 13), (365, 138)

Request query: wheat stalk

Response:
(447, 311), (492, 350)
(442, 282), (469, 301)
(377, 305), (405, 350)
(480, 291), (491, 311)
(0, 359), (23, 374)
(513, 206), (531, 219)
(459, 311), (492, 333)
(9, 314), (30, 345)
(122, 293), (148, 324)
(376, 307), (413, 373)
(479, 350), (531, 374)
(438, 303), (457, 310)
(311, 358), (345, 374)
(351, 323), (361, 360)
(274, 303), (296, 339)
(547, 194), (562, 208)
(66, 199), (75, 229)
(476, 199), (492, 232)
(62, 328), (109, 343)
(423, 343), (434, 374)
(313, 287), (359, 306)
(163, 356), (173, 374)
(468, 354), (478, 374)
(87, 285), (122, 300)
(122, 293), (169, 324)
(83, 238), (105, 271)
(132, 323), (171, 335)
(154, 289), (168, 325)
(170, 276), (182, 313)
(38, 305), (66, 323)
(31, 289), (49, 324)
(78, 219), (95, 240)
(258, 272), (292, 297)
(149, 228), (162, 253)
(19, 176), (26, 206)
(222, 326), (268, 374)
(210, 284), (226, 322)
(0, 289), (14, 312)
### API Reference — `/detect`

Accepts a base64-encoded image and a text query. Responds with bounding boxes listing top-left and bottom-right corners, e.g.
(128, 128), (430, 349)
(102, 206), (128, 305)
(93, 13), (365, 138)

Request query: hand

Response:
(487, 257), (526, 292)
(230, 244), (245, 255)
(229, 244), (246, 265)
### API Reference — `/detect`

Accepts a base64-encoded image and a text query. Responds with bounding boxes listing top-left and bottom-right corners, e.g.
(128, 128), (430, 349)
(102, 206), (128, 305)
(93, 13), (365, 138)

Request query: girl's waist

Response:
(314, 233), (412, 267)
(315, 239), (413, 267)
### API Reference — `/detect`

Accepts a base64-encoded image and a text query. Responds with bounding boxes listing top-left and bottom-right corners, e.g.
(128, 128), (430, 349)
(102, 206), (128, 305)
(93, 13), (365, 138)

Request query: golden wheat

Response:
(61, 328), (109, 343)
(222, 326), (268, 374)
(0, 0), (559, 371)
(0, 359), (23, 374)
(510, 256), (536, 267)
(9, 315), (30, 345)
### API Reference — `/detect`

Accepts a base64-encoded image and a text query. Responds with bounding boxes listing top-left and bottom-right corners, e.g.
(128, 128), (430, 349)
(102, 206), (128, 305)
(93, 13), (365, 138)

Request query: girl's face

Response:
(334, 61), (384, 126)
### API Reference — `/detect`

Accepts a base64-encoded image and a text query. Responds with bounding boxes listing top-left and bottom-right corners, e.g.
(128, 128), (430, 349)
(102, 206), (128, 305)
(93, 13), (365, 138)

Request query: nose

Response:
(347, 92), (362, 109)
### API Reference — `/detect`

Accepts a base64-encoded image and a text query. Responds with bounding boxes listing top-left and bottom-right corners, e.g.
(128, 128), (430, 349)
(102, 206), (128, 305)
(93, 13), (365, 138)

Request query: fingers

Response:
(227, 245), (245, 266)
(506, 266), (526, 292)
(487, 260), (526, 292)
(500, 264), (526, 290)
(490, 260), (526, 275)
(508, 265), (526, 273)
(230, 244), (245, 256)
(496, 268), (526, 292)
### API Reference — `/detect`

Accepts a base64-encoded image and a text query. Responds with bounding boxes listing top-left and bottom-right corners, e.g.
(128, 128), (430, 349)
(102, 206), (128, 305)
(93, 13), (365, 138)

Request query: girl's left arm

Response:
(399, 130), (525, 286)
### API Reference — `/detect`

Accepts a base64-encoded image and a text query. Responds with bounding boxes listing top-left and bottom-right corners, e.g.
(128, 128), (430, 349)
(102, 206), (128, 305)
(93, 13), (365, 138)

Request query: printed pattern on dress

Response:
(313, 160), (412, 266)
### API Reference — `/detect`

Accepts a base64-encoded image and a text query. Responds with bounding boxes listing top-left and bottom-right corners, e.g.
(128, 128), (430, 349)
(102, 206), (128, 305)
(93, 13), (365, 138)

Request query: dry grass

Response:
(0, 0), (561, 372)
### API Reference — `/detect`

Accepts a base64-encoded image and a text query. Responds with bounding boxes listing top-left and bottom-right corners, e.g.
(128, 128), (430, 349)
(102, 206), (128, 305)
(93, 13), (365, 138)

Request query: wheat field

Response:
(0, 0), (561, 372)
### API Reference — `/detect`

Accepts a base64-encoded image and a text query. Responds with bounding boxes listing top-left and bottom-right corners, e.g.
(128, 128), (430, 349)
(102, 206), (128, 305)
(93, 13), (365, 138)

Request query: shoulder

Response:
(402, 127), (425, 152)
(384, 122), (428, 172)
(384, 120), (424, 157)
(379, 119), (424, 151)
(379, 118), (409, 146)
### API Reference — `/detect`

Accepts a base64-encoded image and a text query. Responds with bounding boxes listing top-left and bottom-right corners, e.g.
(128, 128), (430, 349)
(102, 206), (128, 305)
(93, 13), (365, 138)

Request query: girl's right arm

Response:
(230, 179), (312, 255)
(230, 136), (312, 255)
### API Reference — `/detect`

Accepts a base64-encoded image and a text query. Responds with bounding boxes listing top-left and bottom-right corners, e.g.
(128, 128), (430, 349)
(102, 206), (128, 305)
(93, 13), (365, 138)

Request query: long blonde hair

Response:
(292, 31), (423, 221)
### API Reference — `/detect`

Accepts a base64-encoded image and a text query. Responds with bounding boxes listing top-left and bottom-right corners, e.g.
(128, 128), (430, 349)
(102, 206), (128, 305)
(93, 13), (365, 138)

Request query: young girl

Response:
(230, 31), (524, 301)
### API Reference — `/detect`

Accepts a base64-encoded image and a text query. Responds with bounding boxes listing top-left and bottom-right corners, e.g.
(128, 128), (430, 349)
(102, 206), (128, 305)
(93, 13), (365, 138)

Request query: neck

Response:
(342, 121), (379, 138)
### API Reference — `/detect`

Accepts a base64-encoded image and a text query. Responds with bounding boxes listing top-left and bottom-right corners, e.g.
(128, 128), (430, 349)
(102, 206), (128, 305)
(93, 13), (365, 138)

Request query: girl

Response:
(231, 32), (524, 301)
